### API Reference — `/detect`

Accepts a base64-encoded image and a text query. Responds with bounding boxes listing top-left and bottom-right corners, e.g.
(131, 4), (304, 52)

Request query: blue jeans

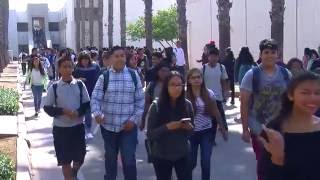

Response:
(100, 126), (138, 180)
(190, 129), (214, 180)
(31, 85), (44, 112)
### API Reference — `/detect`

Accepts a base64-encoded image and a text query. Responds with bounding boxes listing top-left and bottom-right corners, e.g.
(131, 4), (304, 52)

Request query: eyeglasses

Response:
(189, 75), (201, 80)
(169, 84), (185, 88)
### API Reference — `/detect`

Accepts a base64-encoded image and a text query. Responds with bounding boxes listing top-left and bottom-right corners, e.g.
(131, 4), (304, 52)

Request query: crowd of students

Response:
(20, 38), (320, 180)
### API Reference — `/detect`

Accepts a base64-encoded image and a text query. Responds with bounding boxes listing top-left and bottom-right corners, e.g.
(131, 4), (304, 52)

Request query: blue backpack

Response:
(252, 66), (290, 94)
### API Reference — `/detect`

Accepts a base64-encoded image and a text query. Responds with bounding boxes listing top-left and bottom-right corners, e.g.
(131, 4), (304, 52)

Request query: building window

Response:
(49, 22), (59, 31)
(17, 23), (28, 32)
(18, 44), (29, 53)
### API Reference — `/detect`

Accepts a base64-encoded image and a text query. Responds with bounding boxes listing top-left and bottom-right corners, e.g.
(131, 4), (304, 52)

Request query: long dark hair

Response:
(158, 71), (187, 122)
(30, 55), (45, 76)
(77, 51), (92, 67)
(267, 72), (320, 131)
(186, 68), (216, 116)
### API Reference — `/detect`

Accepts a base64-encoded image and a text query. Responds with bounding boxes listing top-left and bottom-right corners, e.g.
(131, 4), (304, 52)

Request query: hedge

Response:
(0, 88), (19, 115)
(0, 153), (15, 180)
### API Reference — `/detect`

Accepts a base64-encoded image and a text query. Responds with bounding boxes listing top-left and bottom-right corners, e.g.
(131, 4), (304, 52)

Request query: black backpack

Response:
(102, 68), (138, 93)
(52, 80), (83, 106)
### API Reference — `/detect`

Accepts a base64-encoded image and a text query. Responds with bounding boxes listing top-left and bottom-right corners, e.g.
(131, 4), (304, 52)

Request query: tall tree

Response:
(177, 0), (189, 69)
(217, 0), (232, 60)
(270, 0), (285, 59)
(144, 0), (153, 65)
(0, 0), (9, 72)
(120, 0), (126, 47)
(108, 0), (114, 47)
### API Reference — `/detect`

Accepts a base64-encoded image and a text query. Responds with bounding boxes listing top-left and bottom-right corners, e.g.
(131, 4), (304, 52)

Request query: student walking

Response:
(240, 39), (291, 180)
(186, 68), (228, 180)
(146, 71), (194, 180)
(43, 57), (90, 180)
(26, 55), (48, 116)
(91, 46), (144, 180)
(260, 72), (320, 180)
(73, 51), (100, 139)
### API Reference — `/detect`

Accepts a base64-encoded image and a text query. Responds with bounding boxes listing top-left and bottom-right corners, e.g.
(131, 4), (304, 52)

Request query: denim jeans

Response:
(190, 129), (214, 180)
(31, 85), (44, 112)
(153, 156), (192, 180)
(100, 126), (138, 180)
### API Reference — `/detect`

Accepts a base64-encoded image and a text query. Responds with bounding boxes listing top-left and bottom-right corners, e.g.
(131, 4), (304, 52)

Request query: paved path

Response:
(22, 78), (256, 180)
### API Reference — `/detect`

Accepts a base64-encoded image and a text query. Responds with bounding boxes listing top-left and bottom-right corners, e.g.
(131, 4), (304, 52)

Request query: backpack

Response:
(52, 80), (83, 106)
(103, 68), (138, 93)
(252, 66), (290, 94)
(202, 63), (224, 78)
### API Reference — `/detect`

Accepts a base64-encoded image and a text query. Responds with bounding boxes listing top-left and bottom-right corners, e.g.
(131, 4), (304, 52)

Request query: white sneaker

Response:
(86, 132), (94, 140)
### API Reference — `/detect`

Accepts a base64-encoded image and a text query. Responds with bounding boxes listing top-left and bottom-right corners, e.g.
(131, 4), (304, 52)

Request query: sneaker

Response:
(86, 132), (94, 140)
(35, 112), (38, 117)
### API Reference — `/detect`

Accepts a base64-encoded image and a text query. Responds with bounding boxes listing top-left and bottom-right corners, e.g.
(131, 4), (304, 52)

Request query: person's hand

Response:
(122, 121), (136, 132)
(63, 109), (76, 119)
(259, 126), (285, 165)
(242, 128), (251, 143)
(95, 115), (105, 125)
(139, 121), (145, 131)
(166, 121), (182, 130)
(219, 126), (228, 141)
(69, 111), (78, 119)
(181, 121), (193, 131)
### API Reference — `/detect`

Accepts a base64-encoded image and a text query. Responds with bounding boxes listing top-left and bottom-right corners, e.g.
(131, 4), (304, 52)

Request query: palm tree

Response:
(270, 0), (285, 59)
(144, 0), (153, 67)
(0, 0), (9, 72)
(108, 0), (114, 47)
(217, 0), (232, 60)
(176, 0), (189, 69)
(120, 0), (126, 47)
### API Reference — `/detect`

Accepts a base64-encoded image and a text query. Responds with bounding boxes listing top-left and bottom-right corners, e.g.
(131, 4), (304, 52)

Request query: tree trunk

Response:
(99, 0), (103, 49)
(89, 0), (94, 46)
(75, 0), (81, 51)
(144, 0), (153, 67)
(108, 0), (114, 47)
(80, 0), (85, 48)
(177, 0), (189, 69)
(120, 0), (126, 47)
(270, 0), (285, 59)
(0, 0), (9, 72)
(217, 0), (232, 61)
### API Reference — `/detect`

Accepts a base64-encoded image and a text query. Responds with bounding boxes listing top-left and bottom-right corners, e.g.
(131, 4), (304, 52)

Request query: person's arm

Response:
(90, 75), (105, 119)
(140, 87), (152, 130)
(76, 81), (91, 117)
(221, 65), (229, 99)
(146, 103), (170, 140)
(240, 70), (253, 142)
(43, 85), (64, 117)
(128, 72), (145, 124)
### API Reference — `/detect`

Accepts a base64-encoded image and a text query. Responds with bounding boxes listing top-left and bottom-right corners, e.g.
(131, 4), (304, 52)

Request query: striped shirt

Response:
(194, 89), (216, 132)
(91, 66), (145, 132)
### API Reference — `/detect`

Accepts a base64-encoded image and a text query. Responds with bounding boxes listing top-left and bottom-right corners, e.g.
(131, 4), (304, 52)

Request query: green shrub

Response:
(0, 153), (15, 180)
(0, 88), (19, 115)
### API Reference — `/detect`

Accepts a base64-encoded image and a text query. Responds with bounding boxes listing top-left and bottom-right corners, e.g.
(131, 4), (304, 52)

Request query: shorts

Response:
(53, 124), (86, 166)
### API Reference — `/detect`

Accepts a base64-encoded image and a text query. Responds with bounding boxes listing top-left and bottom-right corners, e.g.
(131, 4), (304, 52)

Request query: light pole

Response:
(296, 0), (298, 57)
(245, 0), (248, 46)
(210, 0), (213, 40)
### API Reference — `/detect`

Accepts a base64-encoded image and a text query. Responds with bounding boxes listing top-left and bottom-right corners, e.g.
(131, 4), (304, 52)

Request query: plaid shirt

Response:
(91, 66), (145, 132)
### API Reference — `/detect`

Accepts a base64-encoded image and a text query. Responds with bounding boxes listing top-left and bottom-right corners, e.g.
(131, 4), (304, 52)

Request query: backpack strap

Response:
(52, 82), (58, 106)
(103, 68), (138, 94)
(279, 67), (289, 86)
(77, 80), (83, 105)
(252, 66), (261, 94)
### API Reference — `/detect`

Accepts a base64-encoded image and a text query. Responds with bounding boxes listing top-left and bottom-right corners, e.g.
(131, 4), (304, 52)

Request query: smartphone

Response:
(181, 118), (191, 123)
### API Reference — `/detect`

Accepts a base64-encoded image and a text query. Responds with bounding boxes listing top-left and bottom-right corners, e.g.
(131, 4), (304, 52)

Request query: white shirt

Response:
(31, 69), (43, 85)
(203, 63), (228, 101)
(174, 47), (186, 66)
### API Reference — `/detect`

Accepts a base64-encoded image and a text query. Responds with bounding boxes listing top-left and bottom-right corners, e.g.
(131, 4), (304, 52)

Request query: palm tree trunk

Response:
(108, 0), (114, 47)
(120, 0), (126, 47)
(270, 0), (285, 59)
(144, 0), (153, 67)
(217, 0), (232, 61)
(98, 0), (103, 49)
(0, 0), (9, 72)
(177, 0), (189, 69)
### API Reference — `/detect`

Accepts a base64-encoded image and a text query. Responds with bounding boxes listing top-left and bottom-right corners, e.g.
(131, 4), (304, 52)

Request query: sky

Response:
(9, 0), (67, 11)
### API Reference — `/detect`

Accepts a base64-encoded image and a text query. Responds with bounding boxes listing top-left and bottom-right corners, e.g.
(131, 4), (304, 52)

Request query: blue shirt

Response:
(91, 66), (145, 132)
